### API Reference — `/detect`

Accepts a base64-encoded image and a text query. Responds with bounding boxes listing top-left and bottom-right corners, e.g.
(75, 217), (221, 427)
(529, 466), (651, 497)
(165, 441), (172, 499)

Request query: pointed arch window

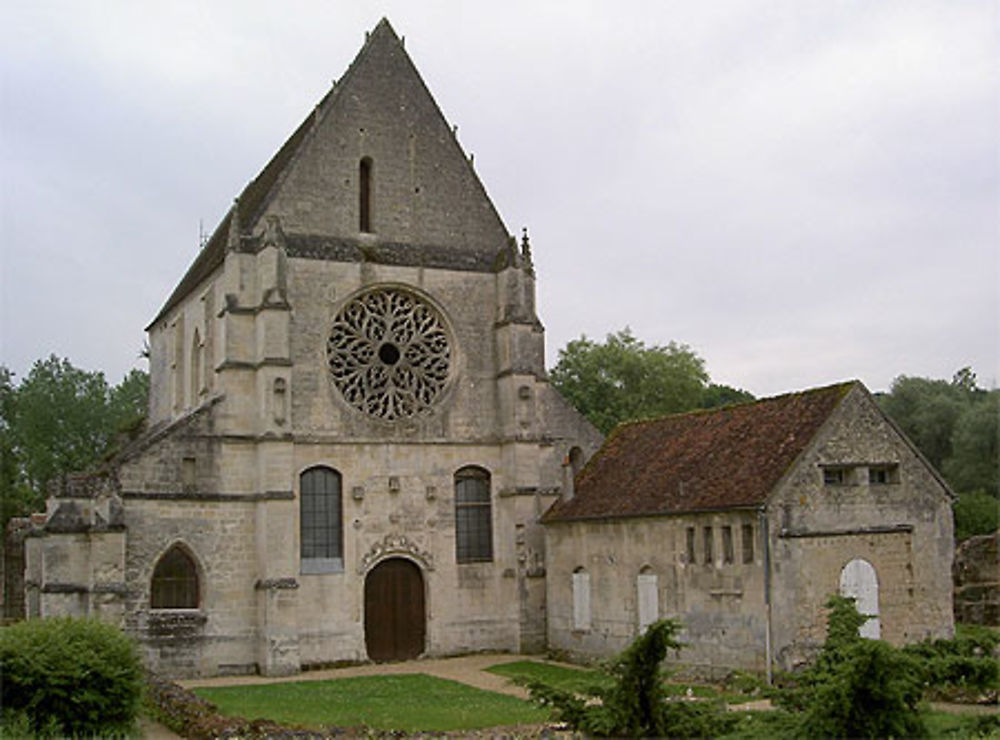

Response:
(359, 157), (373, 232)
(151, 545), (199, 609)
(300, 466), (343, 573)
(454, 466), (492, 563)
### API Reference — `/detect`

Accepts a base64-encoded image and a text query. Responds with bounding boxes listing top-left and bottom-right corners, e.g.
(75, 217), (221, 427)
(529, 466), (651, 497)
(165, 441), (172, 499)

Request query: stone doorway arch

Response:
(364, 557), (426, 661)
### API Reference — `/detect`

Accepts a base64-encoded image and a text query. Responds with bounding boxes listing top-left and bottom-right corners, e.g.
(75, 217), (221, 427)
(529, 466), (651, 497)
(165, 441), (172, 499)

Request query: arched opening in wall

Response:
(637, 565), (658, 633)
(359, 157), (373, 232)
(364, 557), (425, 661)
(839, 557), (880, 639)
(454, 466), (492, 563)
(190, 328), (202, 402)
(568, 446), (585, 477)
(151, 545), (200, 609)
(572, 567), (591, 631)
(300, 466), (343, 573)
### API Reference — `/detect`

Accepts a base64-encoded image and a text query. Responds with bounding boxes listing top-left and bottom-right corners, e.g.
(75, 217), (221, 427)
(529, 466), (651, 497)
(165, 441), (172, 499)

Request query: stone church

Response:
(19, 19), (955, 680)
(23, 19), (602, 677)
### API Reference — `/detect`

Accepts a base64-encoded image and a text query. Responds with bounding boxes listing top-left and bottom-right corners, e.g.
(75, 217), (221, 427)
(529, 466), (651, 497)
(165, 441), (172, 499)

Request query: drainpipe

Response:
(760, 507), (773, 685)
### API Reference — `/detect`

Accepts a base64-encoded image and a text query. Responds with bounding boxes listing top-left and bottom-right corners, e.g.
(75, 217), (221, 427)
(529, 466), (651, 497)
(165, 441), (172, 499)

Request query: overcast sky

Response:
(1, 1), (997, 397)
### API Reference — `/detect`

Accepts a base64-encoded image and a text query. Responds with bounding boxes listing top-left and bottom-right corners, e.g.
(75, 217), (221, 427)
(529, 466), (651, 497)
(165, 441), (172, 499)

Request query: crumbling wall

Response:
(953, 531), (999, 625)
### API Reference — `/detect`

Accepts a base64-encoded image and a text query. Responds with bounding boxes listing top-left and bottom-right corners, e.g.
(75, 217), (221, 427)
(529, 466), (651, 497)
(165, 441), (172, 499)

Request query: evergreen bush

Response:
(791, 595), (925, 738)
(0, 617), (143, 737)
(522, 619), (735, 737)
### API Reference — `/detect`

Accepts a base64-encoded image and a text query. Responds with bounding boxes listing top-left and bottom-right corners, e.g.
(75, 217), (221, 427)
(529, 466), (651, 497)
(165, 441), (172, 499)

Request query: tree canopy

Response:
(0, 356), (148, 528)
(549, 328), (753, 435)
(877, 368), (997, 540)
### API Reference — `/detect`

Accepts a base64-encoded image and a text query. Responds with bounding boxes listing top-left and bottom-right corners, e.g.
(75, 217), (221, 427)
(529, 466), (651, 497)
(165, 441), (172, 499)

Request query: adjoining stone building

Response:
(543, 382), (955, 676)
(23, 19), (602, 677)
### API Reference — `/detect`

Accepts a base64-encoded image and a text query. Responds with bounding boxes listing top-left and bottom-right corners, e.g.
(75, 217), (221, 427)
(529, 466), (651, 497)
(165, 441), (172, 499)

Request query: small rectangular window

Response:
(823, 467), (849, 485)
(742, 523), (754, 564)
(703, 526), (714, 565)
(869, 464), (899, 485)
(685, 527), (696, 563)
(722, 526), (734, 564)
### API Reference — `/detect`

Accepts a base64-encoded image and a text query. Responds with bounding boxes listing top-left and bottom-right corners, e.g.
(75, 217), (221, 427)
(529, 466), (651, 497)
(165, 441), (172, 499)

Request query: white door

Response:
(839, 558), (880, 639)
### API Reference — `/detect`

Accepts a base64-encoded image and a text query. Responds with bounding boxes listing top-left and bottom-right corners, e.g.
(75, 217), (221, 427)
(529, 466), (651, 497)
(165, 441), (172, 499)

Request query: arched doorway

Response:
(839, 558), (880, 639)
(364, 558), (426, 661)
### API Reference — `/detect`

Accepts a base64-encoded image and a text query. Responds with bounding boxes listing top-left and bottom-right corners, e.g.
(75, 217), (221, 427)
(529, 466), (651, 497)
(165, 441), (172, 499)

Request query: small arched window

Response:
(572, 567), (591, 631)
(300, 466), (343, 573)
(151, 545), (199, 609)
(359, 157), (373, 232)
(637, 566), (658, 633)
(455, 466), (492, 563)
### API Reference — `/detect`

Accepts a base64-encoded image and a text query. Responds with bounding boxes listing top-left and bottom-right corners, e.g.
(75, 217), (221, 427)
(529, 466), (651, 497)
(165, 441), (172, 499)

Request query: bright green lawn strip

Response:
(486, 660), (612, 694)
(192, 673), (548, 732)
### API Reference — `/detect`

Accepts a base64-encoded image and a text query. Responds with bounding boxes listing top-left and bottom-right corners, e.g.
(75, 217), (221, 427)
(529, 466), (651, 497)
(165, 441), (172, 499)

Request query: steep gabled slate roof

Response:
(543, 381), (857, 523)
(151, 18), (503, 328)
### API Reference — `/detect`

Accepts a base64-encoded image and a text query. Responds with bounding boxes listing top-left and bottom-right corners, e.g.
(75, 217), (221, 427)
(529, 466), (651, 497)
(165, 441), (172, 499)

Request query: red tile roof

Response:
(543, 381), (856, 522)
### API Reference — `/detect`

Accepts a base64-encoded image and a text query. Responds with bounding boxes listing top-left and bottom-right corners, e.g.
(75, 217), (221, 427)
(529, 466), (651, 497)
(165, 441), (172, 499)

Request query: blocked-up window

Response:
(455, 466), (492, 563)
(300, 466), (343, 573)
(722, 525), (734, 564)
(742, 523), (755, 563)
(637, 568), (658, 633)
(572, 568), (591, 630)
(151, 545), (199, 609)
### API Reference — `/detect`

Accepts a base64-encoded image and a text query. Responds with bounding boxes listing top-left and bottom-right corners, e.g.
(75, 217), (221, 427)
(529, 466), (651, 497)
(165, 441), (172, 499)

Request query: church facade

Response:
(24, 20), (601, 677)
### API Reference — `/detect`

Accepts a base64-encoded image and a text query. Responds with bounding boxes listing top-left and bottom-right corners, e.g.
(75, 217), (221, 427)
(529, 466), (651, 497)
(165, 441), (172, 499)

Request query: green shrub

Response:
(0, 617), (143, 737)
(788, 595), (926, 738)
(523, 619), (736, 737)
(903, 624), (1000, 692)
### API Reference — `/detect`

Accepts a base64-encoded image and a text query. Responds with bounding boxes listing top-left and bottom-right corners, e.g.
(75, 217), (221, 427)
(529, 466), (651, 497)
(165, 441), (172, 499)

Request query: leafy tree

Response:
(943, 394), (998, 497)
(700, 382), (755, 409)
(879, 375), (965, 470)
(952, 491), (1000, 541)
(0, 356), (148, 528)
(878, 368), (998, 538)
(550, 328), (711, 434)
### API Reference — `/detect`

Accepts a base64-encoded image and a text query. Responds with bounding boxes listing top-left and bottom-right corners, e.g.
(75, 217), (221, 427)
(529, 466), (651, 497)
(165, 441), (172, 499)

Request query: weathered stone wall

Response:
(545, 512), (767, 677)
(767, 386), (955, 670)
(953, 531), (999, 625)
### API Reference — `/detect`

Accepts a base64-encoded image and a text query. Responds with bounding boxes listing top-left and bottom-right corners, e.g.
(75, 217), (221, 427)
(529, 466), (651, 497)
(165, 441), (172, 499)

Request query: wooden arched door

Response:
(364, 558), (426, 662)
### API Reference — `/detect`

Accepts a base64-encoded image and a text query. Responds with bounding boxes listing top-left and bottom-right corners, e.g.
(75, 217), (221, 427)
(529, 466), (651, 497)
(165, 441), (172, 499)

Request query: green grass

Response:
(192, 673), (548, 732)
(486, 660), (613, 694)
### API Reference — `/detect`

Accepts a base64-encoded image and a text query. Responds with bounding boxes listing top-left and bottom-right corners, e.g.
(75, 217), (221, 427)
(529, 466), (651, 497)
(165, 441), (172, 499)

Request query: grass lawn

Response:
(486, 659), (613, 694)
(192, 673), (549, 732)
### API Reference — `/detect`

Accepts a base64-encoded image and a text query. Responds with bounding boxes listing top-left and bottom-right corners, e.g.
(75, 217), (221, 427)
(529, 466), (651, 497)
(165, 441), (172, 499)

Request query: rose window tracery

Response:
(327, 289), (451, 420)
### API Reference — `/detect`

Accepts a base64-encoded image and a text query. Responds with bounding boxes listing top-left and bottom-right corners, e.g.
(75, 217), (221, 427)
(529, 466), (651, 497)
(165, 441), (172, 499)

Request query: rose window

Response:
(327, 289), (451, 420)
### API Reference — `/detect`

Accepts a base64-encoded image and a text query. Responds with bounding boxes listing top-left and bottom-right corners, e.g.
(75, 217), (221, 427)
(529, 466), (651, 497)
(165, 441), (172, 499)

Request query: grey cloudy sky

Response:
(1, 1), (997, 397)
